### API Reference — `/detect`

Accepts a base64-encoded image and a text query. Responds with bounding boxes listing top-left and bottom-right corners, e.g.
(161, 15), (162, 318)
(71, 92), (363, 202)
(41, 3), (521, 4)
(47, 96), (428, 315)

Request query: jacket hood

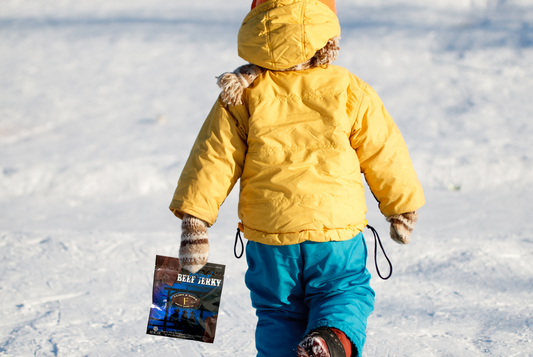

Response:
(238, 0), (341, 70)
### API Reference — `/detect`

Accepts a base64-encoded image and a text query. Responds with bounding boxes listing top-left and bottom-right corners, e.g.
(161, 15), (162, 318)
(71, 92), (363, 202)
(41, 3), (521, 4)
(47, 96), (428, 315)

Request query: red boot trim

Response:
(330, 328), (352, 357)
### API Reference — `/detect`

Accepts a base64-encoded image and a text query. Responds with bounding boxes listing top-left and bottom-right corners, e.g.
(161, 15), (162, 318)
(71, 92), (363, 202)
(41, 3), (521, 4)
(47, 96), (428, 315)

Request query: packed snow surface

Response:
(1, 0), (532, 356)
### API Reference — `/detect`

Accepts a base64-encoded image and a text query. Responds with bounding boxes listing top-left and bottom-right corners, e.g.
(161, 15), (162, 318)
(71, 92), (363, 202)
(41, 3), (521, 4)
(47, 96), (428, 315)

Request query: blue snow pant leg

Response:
(245, 233), (375, 357)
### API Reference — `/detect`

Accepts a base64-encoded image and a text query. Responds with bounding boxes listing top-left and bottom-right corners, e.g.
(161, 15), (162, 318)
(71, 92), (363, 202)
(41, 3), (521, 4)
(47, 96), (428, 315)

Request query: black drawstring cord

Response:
(234, 227), (244, 259)
(367, 224), (393, 280)
(233, 224), (392, 279)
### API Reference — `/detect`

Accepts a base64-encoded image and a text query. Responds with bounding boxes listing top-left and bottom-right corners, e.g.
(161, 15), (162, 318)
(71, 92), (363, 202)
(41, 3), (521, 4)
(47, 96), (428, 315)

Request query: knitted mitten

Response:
(180, 214), (209, 273)
(386, 211), (418, 244)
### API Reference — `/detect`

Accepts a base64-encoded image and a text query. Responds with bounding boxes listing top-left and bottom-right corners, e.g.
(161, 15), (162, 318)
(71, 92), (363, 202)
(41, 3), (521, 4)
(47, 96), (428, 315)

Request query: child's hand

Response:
(386, 211), (418, 244)
(180, 214), (209, 273)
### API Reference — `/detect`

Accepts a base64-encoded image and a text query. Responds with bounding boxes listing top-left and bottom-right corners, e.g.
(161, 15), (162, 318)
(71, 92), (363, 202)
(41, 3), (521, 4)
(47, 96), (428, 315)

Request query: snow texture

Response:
(1, 0), (532, 356)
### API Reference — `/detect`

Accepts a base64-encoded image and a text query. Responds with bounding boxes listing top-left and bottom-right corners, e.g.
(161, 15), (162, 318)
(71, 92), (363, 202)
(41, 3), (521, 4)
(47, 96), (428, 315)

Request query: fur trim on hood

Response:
(217, 36), (340, 106)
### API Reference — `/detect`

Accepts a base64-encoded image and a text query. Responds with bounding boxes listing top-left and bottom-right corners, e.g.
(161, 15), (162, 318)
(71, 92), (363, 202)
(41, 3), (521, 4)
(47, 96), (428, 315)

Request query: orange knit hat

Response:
(251, 0), (336, 14)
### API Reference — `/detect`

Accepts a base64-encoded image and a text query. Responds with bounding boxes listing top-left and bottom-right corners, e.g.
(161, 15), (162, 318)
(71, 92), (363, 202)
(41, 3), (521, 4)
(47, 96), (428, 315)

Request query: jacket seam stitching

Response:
(352, 82), (368, 126)
(241, 222), (364, 236)
(248, 144), (340, 153)
(300, 2), (306, 64)
(239, 193), (359, 205)
(250, 91), (343, 103)
(266, 10), (274, 69)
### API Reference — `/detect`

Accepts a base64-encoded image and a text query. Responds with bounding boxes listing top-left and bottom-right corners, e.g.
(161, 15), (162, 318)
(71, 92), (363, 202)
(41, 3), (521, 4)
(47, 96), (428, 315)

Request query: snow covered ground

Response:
(1, 0), (532, 355)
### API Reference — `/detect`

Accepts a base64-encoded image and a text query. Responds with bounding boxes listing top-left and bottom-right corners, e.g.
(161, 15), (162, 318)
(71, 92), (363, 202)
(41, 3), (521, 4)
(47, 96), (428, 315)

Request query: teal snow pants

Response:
(245, 233), (375, 357)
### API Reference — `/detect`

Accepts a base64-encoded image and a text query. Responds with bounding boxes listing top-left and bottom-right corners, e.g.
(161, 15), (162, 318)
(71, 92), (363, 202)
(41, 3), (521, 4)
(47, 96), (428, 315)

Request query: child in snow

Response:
(170, 0), (425, 356)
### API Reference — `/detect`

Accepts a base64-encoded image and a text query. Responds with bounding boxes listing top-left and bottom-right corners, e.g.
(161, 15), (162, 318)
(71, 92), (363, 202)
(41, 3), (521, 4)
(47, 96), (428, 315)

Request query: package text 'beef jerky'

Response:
(147, 255), (225, 343)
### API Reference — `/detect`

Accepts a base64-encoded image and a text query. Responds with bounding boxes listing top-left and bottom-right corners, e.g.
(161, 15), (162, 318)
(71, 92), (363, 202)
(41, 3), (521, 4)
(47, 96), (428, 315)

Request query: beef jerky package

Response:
(147, 255), (225, 343)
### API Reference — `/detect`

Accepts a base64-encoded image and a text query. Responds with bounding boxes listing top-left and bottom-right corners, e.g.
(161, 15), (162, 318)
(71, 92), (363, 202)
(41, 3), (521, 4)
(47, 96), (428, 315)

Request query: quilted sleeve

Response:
(350, 83), (425, 216)
(169, 98), (248, 226)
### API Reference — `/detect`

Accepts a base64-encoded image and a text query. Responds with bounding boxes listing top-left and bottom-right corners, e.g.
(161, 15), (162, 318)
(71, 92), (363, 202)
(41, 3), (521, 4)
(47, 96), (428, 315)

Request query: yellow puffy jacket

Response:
(170, 0), (425, 245)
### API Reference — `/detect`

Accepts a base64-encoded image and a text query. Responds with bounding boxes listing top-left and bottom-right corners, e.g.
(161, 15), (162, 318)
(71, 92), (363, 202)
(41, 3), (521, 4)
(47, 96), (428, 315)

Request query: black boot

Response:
(296, 327), (347, 357)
